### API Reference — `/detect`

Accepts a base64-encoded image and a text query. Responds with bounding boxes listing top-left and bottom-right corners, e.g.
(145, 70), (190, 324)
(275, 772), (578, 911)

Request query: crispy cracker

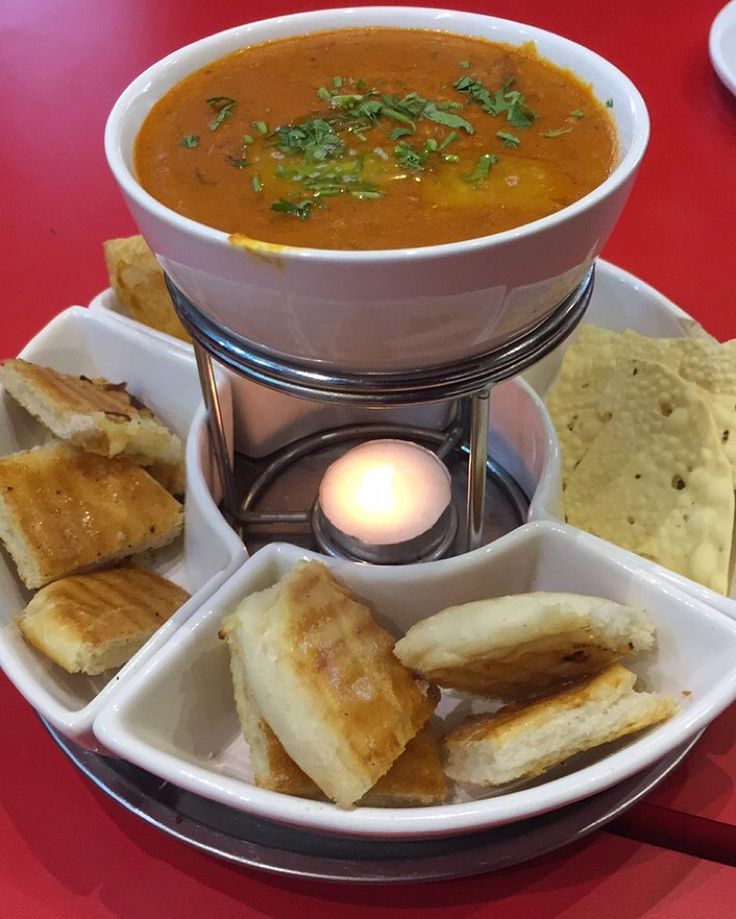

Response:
(565, 359), (734, 593)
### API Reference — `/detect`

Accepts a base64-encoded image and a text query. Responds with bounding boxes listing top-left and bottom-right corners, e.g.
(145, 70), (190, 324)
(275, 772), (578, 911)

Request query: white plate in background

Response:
(0, 307), (246, 748)
(94, 522), (736, 840)
(710, 0), (736, 97)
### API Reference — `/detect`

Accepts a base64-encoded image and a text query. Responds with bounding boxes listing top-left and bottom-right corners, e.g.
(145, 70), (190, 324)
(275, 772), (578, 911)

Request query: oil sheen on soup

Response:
(135, 28), (618, 250)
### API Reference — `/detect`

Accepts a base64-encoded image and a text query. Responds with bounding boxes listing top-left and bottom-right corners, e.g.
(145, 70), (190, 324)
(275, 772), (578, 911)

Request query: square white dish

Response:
(93, 520), (736, 840)
(0, 307), (246, 748)
(525, 258), (736, 616)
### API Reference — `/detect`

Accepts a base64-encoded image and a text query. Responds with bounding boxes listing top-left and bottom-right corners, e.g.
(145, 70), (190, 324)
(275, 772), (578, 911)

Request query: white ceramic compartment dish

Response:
(525, 259), (736, 615)
(105, 6), (649, 371)
(93, 521), (736, 840)
(0, 307), (246, 748)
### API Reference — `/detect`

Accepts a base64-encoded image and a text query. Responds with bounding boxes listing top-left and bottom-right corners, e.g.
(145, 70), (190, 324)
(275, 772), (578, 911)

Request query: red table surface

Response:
(3, 0), (736, 914)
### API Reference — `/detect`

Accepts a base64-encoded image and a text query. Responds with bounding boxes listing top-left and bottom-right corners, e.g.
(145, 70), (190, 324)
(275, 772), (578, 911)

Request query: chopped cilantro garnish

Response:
(179, 135), (199, 149)
(496, 131), (520, 148)
(570, 109), (584, 119)
(605, 98), (614, 108)
(349, 189), (383, 199)
(226, 154), (248, 168)
(458, 60), (470, 69)
(206, 97), (236, 131)
(317, 86), (332, 102)
(332, 75), (343, 89)
(394, 140), (428, 171)
(271, 198), (314, 220)
(542, 127), (573, 138)
(462, 153), (498, 183)
(389, 125), (414, 141)
(252, 120), (269, 134)
(454, 75), (538, 129)
(438, 131), (458, 150)
(242, 134), (254, 145)
(251, 175), (263, 192)
(274, 118), (344, 161)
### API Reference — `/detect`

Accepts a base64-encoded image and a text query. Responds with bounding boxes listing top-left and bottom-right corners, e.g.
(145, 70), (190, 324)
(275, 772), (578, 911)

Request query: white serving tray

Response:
(93, 522), (736, 840)
(0, 307), (246, 748)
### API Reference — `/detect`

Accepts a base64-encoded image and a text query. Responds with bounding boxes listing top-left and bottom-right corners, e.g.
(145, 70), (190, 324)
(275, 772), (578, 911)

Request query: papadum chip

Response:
(565, 359), (734, 594)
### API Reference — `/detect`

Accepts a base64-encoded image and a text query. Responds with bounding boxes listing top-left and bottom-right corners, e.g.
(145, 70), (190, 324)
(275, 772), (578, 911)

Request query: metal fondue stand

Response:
(166, 265), (595, 560)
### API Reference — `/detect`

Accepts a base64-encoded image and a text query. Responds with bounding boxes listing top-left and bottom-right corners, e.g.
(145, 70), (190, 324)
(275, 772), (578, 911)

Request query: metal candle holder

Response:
(167, 265), (594, 558)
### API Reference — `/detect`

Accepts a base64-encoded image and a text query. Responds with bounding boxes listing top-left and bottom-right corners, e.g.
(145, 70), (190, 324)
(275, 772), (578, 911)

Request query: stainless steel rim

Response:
(42, 719), (701, 885)
(168, 266), (594, 405)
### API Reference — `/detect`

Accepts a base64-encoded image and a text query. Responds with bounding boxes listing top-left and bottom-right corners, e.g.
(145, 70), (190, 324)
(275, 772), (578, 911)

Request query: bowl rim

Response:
(105, 5), (650, 263)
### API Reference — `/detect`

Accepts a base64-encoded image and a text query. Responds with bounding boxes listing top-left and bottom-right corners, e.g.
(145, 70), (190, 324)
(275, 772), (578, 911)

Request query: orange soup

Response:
(135, 28), (617, 250)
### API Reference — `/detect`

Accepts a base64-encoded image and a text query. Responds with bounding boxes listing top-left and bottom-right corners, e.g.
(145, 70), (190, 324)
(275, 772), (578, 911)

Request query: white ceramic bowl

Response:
(93, 521), (736, 840)
(0, 308), (246, 748)
(105, 7), (649, 371)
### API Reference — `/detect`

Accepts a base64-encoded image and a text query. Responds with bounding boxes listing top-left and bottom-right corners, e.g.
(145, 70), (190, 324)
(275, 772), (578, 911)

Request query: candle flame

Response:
(355, 464), (396, 516)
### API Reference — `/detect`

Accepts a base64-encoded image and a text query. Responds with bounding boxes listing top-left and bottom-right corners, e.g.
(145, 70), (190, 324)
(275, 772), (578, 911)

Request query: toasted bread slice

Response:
(145, 459), (186, 496)
(443, 664), (678, 787)
(0, 358), (183, 466)
(19, 566), (190, 675)
(0, 442), (183, 588)
(223, 623), (445, 805)
(394, 592), (655, 700)
(223, 618), (321, 798)
(220, 561), (438, 809)
(103, 235), (190, 343)
(361, 728), (446, 807)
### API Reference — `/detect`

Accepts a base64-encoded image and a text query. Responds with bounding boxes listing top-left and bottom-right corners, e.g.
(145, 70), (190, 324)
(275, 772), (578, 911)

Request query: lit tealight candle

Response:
(316, 439), (454, 562)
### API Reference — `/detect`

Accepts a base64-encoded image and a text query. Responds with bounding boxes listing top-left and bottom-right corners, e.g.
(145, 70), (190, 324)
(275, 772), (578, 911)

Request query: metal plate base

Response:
(44, 721), (700, 885)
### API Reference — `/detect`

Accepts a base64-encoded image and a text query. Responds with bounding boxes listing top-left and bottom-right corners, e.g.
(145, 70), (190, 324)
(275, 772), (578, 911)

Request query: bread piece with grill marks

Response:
(0, 358), (182, 466)
(220, 560), (439, 809)
(19, 566), (190, 674)
(0, 442), (183, 588)
(443, 664), (678, 786)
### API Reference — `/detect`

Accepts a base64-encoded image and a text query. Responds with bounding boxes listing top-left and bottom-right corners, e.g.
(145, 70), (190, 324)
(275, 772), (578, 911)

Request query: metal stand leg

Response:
(192, 342), (238, 524)
(466, 386), (491, 551)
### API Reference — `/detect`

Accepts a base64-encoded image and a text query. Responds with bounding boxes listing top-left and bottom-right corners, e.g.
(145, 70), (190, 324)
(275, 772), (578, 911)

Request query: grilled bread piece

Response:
(443, 664), (678, 787)
(103, 235), (190, 343)
(0, 358), (183, 466)
(220, 560), (438, 809)
(223, 623), (445, 805)
(0, 442), (183, 588)
(19, 566), (190, 675)
(394, 592), (655, 700)
(361, 728), (446, 807)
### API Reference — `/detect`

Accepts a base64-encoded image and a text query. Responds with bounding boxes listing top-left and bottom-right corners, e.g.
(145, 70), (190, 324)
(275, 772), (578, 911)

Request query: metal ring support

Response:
(167, 266), (594, 406)
(171, 268), (594, 555)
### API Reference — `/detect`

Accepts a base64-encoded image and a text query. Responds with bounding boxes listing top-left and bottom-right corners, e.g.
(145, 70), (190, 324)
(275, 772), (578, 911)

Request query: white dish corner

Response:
(0, 306), (247, 749)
